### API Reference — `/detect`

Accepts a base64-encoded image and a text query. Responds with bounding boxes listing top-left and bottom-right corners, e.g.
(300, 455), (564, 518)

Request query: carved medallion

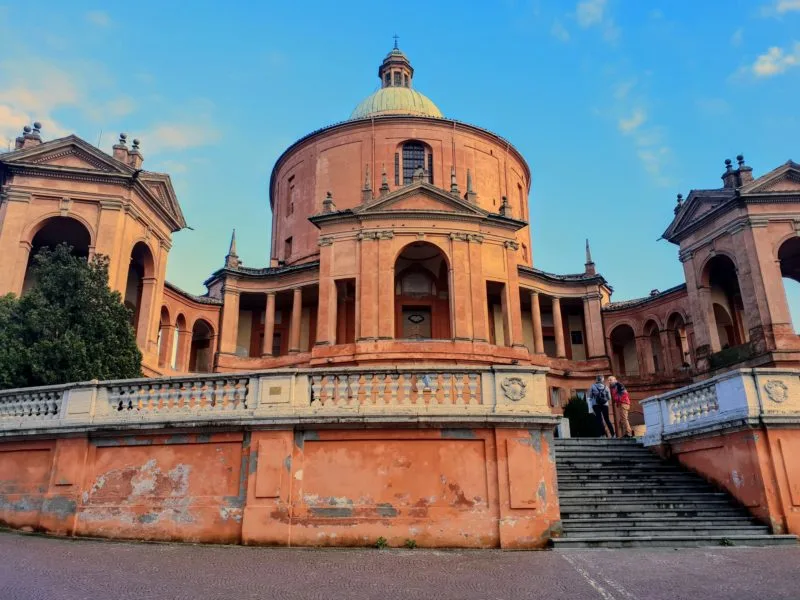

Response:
(764, 380), (789, 404)
(501, 377), (527, 402)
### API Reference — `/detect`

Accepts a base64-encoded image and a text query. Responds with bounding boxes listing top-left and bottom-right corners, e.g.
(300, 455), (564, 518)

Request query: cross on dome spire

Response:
(393, 33), (399, 49)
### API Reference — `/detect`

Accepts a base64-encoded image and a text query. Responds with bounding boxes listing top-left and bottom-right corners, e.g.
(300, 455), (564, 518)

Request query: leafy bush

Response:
(563, 395), (599, 438)
(0, 245), (142, 389)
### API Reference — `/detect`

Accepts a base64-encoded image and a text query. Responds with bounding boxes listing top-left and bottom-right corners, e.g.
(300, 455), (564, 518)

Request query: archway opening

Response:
(778, 237), (800, 335)
(667, 312), (690, 370)
(125, 242), (155, 338)
(23, 217), (91, 293)
(610, 324), (639, 376)
(189, 319), (214, 372)
(644, 320), (664, 373)
(705, 255), (747, 349)
(394, 242), (450, 340)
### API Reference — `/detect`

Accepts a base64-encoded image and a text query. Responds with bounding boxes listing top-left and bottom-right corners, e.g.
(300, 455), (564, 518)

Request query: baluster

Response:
(349, 374), (361, 407)
(454, 374), (465, 405)
(311, 375), (323, 405)
(336, 375), (348, 408)
(363, 373), (374, 406)
(414, 374), (425, 405)
(389, 373), (400, 405)
(377, 374), (387, 406)
(442, 373), (452, 405)
(467, 373), (478, 405)
(402, 374), (413, 405)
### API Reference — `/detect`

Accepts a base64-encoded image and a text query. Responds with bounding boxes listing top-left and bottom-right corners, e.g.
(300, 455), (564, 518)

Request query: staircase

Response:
(553, 438), (798, 548)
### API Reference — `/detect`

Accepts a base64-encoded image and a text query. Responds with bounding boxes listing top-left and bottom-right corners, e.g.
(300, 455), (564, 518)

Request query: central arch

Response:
(23, 216), (92, 293)
(394, 242), (451, 340)
(778, 237), (800, 334)
(610, 324), (639, 376)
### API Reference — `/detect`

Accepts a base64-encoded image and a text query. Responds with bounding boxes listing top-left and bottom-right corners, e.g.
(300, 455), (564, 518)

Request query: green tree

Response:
(0, 244), (142, 390)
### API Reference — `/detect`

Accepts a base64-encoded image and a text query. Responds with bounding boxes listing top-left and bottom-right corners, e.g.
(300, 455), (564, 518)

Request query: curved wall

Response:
(270, 116), (532, 266)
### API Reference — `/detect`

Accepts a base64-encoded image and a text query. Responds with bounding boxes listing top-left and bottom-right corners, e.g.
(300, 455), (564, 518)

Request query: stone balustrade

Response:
(641, 368), (800, 446)
(0, 365), (553, 435)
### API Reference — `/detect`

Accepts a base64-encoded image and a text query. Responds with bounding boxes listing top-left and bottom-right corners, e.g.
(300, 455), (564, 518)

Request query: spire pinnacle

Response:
(393, 33), (399, 50)
(225, 229), (241, 269)
(584, 238), (596, 276)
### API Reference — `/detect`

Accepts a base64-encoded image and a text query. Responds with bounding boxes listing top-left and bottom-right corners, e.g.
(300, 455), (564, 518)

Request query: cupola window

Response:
(393, 72), (401, 86)
(402, 142), (431, 184)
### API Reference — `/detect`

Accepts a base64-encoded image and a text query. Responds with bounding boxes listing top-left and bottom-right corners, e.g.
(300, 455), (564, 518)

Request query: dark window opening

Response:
(284, 237), (293, 259)
(427, 152), (433, 185)
(402, 142), (426, 184)
(394, 152), (400, 186)
(393, 71), (401, 86)
(384, 73), (390, 87)
(570, 331), (583, 345)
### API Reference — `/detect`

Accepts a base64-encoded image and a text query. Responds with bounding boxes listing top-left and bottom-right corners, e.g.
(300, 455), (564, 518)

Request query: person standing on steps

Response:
(608, 376), (633, 438)
(588, 375), (615, 438)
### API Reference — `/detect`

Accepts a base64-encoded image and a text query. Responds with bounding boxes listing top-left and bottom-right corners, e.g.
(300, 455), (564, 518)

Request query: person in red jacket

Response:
(607, 376), (633, 438)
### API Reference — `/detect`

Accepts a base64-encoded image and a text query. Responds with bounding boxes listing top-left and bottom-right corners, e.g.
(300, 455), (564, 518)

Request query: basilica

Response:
(1, 45), (798, 430)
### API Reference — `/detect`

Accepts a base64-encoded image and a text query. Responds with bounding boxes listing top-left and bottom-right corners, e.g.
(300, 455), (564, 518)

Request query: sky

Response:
(0, 0), (798, 322)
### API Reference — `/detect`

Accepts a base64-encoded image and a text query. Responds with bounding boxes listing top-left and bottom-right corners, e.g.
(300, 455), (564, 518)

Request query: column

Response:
(468, 236), (488, 341)
(0, 189), (31, 296)
(450, 235), (473, 340)
(582, 293), (606, 358)
(262, 292), (276, 356)
(636, 335), (654, 374)
(158, 324), (176, 368)
(358, 236), (379, 340)
(136, 276), (158, 352)
(377, 237), (395, 339)
(175, 328), (192, 372)
(218, 284), (240, 354)
(289, 287), (302, 353)
(552, 297), (566, 358)
(659, 329), (674, 373)
(315, 278), (337, 346)
(530, 291), (544, 354)
(698, 286), (721, 353)
(504, 241), (525, 347)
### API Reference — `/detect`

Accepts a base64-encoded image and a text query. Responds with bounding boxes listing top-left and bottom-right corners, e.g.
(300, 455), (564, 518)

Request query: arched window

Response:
(401, 141), (433, 185)
(189, 319), (215, 372)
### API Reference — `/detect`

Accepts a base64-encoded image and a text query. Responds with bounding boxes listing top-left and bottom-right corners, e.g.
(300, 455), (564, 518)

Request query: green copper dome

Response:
(350, 87), (443, 119)
(349, 44), (443, 120)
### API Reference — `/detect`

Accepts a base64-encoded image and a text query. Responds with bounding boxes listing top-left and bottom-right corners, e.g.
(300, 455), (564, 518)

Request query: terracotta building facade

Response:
(1, 47), (798, 428)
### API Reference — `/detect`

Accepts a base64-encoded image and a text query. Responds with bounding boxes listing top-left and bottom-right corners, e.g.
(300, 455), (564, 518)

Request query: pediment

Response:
(742, 162), (800, 195)
(1, 135), (132, 175)
(664, 190), (734, 241)
(355, 182), (487, 216)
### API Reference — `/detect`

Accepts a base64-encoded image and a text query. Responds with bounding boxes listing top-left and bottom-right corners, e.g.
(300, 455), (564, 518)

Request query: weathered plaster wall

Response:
(0, 426), (560, 548)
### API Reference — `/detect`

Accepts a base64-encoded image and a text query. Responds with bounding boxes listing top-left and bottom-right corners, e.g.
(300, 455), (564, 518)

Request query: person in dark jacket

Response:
(588, 375), (615, 438)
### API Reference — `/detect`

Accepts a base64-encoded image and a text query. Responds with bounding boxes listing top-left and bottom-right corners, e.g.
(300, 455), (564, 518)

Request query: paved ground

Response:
(1, 532), (799, 600)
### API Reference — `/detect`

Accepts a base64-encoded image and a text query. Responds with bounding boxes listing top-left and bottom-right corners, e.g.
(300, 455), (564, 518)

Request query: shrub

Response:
(562, 395), (599, 437)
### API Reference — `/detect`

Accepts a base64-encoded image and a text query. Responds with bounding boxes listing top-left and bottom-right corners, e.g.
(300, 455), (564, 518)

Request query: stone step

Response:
(556, 456), (668, 465)
(561, 509), (748, 520)
(557, 472), (700, 481)
(562, 516), (760, 528)
(555, 438), (641, 445)
(561, 525), (772, 537)
(558, 490), (727, 500)
(552, 534), (798, 549)
(557, 481), (713, 491)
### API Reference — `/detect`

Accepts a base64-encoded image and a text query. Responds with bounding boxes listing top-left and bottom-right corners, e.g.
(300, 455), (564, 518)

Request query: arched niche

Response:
(666, 312), (691, 369)
(644, 320), (665, 373)
(394, 241), (451, 340)
(125, 242), (156, 342)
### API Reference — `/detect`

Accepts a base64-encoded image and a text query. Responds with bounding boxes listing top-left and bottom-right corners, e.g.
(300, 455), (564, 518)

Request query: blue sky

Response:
(1, 0), (798, 321)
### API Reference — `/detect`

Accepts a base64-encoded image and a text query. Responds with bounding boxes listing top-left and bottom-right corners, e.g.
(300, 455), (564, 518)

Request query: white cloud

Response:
(85, 10), (111, 27)
(576, 0), (606, 27)
(618, 108), (647, 133)
(551, 20), (570, 42)
(613, 80), (636, 100)
(575, 0), (619, 43)
(731, 28), (744, 47)
(761, 0), (800, 16)
(751, 43), (800, 77)
(138, 121), (221, 154)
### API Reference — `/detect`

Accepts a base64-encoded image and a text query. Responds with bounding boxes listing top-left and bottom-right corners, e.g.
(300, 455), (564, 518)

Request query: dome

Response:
(350, 87), (443, 119)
